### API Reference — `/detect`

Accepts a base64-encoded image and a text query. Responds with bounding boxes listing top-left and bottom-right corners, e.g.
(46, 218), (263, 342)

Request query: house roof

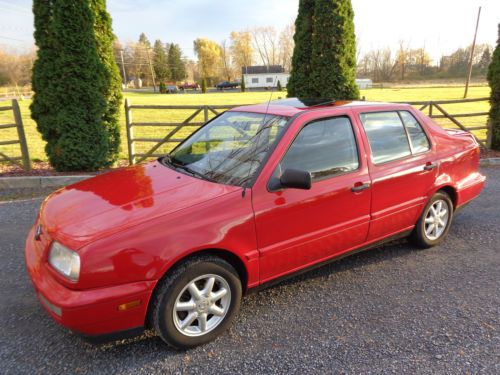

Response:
(242, 65), (286, 74)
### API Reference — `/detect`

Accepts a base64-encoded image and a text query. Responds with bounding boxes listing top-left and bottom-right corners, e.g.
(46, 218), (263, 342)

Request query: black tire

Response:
(149, 255), (242, 349)
(410, 191), (454, 248)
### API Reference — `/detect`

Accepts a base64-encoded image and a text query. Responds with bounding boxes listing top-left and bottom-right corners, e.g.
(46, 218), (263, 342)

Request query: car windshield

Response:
(164, 111), (289, 186)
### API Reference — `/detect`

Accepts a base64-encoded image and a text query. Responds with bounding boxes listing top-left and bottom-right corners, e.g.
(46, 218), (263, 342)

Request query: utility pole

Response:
(464, 6), (481, 99)
(146, 48), (157, 92)
(119, 49), (127, 88)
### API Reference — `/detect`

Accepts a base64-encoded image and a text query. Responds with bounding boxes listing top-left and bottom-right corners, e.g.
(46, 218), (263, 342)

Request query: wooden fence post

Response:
(203, 106), (209, 123)
(12, 99), (31, 171)
(124, 98), (135, 165)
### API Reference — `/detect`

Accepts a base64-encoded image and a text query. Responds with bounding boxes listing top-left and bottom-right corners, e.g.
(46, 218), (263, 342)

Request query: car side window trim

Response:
(359, 109), (432, 166)
(267, 114), (362, 192)
(397, 110), (432, 156)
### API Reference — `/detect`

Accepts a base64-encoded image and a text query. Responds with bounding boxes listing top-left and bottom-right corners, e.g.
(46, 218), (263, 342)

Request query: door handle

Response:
(351, 182), (371, 193)
(423, 162), (438, 171)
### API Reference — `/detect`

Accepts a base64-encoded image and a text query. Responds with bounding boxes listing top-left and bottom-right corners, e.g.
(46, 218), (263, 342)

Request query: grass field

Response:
(0, 85), (491, 164)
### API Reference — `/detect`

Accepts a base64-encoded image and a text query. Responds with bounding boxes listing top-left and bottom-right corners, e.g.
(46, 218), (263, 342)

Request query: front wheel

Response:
(149, 256), (242, 349)
(410, 191), (454, 248)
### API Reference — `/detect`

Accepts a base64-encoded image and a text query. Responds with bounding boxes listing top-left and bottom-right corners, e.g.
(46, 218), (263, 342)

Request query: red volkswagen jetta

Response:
(26, 99), (485, 348)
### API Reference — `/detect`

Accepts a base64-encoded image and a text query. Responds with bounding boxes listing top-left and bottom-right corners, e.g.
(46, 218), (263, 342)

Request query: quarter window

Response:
(251, 78), (259, 83)
(399, 111), (430, 153)
(360, 112), (411, 164)
(266, 77), (273, 83)
(278, 116), (359, 180)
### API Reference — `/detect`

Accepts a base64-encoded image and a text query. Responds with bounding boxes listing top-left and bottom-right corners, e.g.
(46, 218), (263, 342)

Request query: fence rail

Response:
(0, 99), (31, 170)
(404, 97), (490, 148)
(125, 97), (492, 165)
(124, 99), (250, 164)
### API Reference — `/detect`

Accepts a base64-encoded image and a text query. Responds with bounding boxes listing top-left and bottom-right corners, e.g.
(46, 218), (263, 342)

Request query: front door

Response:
(251, 112), (372, 283)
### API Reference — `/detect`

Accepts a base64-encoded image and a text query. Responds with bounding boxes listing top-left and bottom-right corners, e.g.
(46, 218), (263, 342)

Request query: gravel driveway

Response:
(1, 168), (499, 375)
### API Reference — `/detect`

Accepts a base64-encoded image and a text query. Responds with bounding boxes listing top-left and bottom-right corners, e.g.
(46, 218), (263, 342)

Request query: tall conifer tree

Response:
(287, 0), (315, 97)
(31, 0), (121, 171)
(288, 0), (359, 99)
(310, 0), (359, 99)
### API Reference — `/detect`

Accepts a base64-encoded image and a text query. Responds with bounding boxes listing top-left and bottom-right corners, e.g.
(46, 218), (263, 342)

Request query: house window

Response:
(252, 78), (259, 84)
(266, 77), (273, 83)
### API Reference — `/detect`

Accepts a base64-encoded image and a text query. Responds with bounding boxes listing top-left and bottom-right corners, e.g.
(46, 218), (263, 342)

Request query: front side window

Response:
(277, 116), (359, 181)
(252, 78), (259, 83)
(167, 111), (288, 186)
(360, 112), (411, 164)
(266, 77), (273, 83)
(399, 111), (430, 153)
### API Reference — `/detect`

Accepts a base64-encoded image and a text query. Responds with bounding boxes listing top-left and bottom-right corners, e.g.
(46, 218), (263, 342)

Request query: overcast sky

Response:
(0, 0), (499, 63)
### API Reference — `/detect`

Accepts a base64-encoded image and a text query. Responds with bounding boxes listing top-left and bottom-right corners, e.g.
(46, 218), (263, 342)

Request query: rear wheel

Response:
(149, 256), (242, 349)
(410, 191), (453, 248)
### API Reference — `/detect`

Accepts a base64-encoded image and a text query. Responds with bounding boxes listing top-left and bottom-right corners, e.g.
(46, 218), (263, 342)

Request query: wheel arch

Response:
(145, 248), (249, 328)
(435, 185), (458, 208)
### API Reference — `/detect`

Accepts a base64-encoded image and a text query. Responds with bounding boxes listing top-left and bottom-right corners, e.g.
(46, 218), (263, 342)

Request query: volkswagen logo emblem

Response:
(34, 224), (42, 241)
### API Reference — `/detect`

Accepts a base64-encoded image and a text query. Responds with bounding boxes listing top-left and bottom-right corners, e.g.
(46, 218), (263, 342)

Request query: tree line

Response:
(358, 43), (492, 82)
(109, 25), (295, 87)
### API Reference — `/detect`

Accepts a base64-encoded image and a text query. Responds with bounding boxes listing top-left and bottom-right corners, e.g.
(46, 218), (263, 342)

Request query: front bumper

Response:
(25, 225), (156, 337)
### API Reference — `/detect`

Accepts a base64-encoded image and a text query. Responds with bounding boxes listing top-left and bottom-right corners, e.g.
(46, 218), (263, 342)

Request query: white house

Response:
(242, 66), (289, 89)
(242, 65), (373, 90)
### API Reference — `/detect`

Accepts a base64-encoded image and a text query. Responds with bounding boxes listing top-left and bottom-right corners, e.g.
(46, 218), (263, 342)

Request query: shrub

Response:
(31, 0), (121, 171)
(159, 82), (167, 94)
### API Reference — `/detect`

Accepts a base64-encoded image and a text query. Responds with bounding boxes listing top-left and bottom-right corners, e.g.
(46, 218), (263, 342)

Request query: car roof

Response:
(229, 98), (411, 117)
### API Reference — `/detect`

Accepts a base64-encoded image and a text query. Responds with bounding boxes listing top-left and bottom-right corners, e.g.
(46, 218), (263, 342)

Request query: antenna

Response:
(241, 74), (279, 198)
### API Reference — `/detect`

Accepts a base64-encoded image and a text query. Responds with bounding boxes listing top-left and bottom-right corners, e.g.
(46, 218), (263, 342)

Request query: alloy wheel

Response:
(423, 199), (450, 241)
(172, 274), (231, 337)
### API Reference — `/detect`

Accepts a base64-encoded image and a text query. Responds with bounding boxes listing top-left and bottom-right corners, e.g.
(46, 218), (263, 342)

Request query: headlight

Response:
(48, 242), (80, 281)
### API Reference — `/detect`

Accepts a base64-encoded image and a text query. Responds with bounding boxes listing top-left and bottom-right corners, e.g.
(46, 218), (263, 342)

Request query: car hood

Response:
(40, 161), (240, 248)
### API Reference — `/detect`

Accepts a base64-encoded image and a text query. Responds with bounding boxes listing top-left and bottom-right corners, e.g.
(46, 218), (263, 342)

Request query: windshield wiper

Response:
(162, 155), (216, 183)
(176, 164), (217, 183)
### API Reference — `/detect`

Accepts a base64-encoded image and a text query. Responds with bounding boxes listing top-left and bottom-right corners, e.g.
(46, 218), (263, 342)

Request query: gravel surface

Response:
(1, 168), (499, 375)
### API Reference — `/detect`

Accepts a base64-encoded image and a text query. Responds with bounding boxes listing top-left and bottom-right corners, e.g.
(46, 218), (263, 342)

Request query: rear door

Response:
(251, 110), (372, 283)
(355, 108), (438, 241)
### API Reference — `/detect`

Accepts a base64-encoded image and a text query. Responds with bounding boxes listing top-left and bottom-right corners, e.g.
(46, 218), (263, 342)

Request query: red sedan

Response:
(25, 98), (485, 348)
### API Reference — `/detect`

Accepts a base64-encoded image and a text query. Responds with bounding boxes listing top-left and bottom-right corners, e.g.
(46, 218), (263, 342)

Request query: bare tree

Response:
(220, 40), (235, 81)
(279, 22), (295, 72)
(251, 27), (279, 66)
(0, 48), (34, 88)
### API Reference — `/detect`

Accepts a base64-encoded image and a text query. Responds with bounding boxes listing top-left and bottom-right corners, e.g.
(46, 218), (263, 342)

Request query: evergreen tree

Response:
(153, 39), (169, 81)
(92, 0), (123, 165)
(138, 32), (151, 47)
(488, 24), (500, 150)
(287, 0), (315, 97)
(241, 76), (246, 92)
(277, 80), (282, 91)
(31, 0), (119, 171)
(168, 44), (186, 82)
(201, 78), (207, 93)
(310, 0), (359, 99)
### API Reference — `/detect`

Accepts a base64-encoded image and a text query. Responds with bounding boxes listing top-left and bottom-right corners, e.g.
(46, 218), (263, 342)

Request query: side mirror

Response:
(279, 169), (312, 190)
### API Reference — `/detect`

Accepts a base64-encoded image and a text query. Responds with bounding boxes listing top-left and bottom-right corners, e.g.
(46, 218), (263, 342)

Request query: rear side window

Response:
(360, 112), (411, 164)
(399, 111), (430, 153)
(279, 116), (359, 180)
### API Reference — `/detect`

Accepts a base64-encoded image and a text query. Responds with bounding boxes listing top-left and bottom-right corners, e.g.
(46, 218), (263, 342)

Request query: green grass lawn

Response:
(0, 85), (491, 164)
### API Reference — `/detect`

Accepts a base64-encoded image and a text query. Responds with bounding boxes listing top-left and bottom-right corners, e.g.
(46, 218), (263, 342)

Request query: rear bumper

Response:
(25, 225), (155, 337)
(456, 172), (486, 208)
